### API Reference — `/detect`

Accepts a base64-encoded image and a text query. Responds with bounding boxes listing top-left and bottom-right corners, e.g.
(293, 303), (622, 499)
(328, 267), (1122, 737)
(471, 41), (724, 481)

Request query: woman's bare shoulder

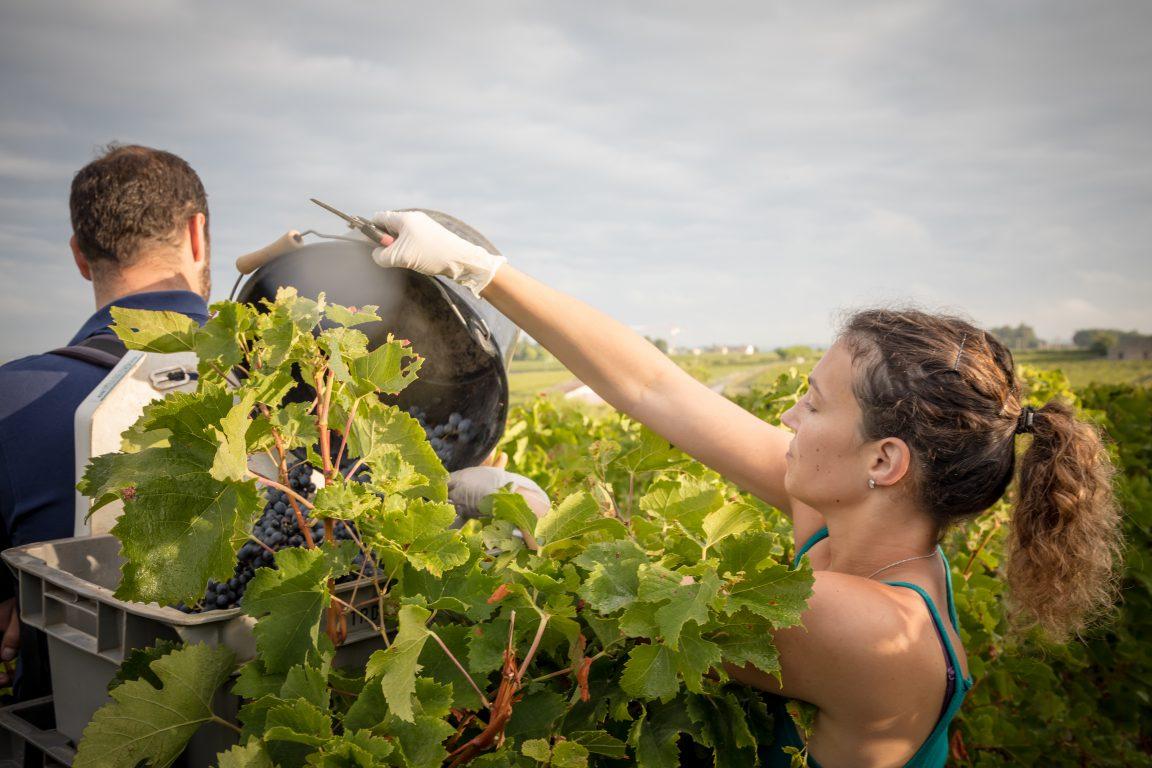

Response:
(769, 571), (944, 705)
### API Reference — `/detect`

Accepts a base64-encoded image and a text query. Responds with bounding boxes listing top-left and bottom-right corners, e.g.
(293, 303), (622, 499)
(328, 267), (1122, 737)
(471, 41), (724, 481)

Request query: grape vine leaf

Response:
(636, 565), (722, 649)
(402, 558), (499, 622)
(324, 302), (381, 327)
(505, 689), (569, 740)
(620, 644), (679, 701)
(374, 497), (469, 576)
(536, 492), (627, 554)
(267, 402), (320, 450)
(110, 459), (262, 604)
(639, 477), (724, 534)
(484, 489), (540, 540)
(108, 638), (179, 692)
(243, 546), (342, 674)
(523, 738), (590, 767)
(319, 326), (369, 383)
(73, 643), (236, 768)
(722, 559), (813, 628)
(307, 730), (395, 767)
(80, 388), (266, 604)
(195, 301), (255, 369)
(686, 692), (758, 768)
(211, 392), (256, 482)
(617, 427), (685, 474)
(109, 306), (197, 352)
(574, 540), (649, 613)
(263, 697), (333, 746)
(347, 338), (423, 396)
(711, 611), (783, 677)
(217, 741), (274, 768)
(365, 604), (432, 722)
(342, 398), (448, 501)
(570, 730), (629, 758)
(312, 478), (377, 521)
(717, 531), (780, 577)
(673, 623), (724, 694)
(628, 700), (695, 768)
(701, 501), (761, 551)
(247, 368), (297, 408)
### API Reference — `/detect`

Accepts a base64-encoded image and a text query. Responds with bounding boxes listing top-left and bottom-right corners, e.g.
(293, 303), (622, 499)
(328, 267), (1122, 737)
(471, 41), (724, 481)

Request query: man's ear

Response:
(869, 436), (912, 488)
(188, 213), (208, 264)
(70, 235), (93, 282)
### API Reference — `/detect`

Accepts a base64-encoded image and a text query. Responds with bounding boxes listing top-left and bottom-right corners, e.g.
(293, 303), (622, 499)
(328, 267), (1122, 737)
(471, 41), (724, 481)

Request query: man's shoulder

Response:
(0, 351), (110, 424)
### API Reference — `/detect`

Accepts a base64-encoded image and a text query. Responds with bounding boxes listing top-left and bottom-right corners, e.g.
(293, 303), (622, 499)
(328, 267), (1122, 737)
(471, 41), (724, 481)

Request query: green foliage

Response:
(734, 364), (1152, 766)
(82, 292), (1151, 765)
(78, 292), (813, 767)
(74, 643), (236, 768)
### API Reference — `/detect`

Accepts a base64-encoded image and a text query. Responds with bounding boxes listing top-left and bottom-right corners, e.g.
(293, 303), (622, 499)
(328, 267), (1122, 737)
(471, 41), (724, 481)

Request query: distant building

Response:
(744, 345), (756, 355)
(1110, 337), (1152, 361)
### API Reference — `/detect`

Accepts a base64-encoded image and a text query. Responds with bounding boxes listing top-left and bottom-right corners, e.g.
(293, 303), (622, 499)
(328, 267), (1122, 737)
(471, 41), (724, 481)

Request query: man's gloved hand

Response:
(371, 211), (506, 297)
(0, 597), (21, 688)
(447, 466), (550, 529)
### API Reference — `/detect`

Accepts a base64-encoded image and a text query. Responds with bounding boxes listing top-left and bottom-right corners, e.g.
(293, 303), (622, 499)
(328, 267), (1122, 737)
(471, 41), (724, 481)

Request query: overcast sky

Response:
(1, 1), (1149, 358)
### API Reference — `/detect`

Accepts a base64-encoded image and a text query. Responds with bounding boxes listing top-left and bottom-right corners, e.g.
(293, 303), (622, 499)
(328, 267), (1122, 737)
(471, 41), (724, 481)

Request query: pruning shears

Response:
(310, 198), (396, 248)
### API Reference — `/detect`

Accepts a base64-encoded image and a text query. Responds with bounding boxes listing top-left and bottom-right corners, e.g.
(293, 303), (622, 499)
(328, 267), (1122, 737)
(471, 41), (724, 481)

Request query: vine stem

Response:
(963, 519), (1002, 579)
(428, 630), (492, 709)
(329, 594), (381, 633)
(209, 715), (242, 735)
(333, 395), (364, 473)
(248, 471), (314, 510)
(516, 613), (551, 679)
(343, 458), (366, 482)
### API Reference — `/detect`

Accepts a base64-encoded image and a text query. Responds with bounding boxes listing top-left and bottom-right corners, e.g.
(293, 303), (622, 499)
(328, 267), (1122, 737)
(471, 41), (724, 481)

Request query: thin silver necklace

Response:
(866, 550), (939, 580)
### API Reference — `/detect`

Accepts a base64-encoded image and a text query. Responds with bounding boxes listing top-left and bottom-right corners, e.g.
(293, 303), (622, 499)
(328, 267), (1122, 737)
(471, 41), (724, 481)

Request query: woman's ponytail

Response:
(1007, 399), (1124, 640)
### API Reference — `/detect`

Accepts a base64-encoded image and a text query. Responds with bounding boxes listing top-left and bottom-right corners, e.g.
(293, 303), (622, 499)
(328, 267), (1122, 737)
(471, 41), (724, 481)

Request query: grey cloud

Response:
(1, 0), (1150, 359)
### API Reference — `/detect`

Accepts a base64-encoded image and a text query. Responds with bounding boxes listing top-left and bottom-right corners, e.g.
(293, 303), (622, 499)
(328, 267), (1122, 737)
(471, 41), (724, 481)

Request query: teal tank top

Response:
(764, 527), (972, 767)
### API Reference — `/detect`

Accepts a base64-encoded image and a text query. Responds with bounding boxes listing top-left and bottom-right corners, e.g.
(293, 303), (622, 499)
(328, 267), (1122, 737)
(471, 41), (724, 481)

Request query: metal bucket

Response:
(234, 211), (519, 470)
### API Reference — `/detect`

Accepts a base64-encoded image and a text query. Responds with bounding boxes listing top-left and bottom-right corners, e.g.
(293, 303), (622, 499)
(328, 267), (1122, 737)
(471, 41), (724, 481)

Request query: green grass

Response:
(507, 358), (575, 403)
(1015, 350), (1152, 388)
(505, 348), (1150, 406)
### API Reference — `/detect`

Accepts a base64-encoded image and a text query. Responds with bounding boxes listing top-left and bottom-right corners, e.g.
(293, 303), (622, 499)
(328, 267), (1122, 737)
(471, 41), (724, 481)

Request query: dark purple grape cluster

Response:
(407, 407), (477, 466)
(176, 456), (370, 613)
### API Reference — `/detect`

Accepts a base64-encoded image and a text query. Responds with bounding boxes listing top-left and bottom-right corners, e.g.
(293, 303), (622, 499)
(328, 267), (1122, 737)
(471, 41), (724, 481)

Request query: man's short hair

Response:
(69, 143), (209, 268)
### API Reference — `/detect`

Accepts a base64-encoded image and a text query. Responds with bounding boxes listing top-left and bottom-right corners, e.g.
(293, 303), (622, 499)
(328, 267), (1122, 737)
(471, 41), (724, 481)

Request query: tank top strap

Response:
(792, 526), (829, 569)
(883, 580), (972, 687)
(936, 546), (962, 631)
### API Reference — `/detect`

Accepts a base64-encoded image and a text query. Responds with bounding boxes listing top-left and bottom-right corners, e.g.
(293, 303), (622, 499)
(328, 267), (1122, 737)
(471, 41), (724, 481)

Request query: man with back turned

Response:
(0, 143), (213, 699)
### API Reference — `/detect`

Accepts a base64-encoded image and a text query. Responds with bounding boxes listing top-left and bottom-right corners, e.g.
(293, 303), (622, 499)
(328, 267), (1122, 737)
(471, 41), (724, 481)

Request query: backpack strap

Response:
(48, 334), (128, 369)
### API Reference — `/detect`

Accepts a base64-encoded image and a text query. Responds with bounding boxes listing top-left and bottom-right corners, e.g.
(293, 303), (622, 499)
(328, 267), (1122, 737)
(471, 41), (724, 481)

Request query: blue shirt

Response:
(0, 290), (209, 600)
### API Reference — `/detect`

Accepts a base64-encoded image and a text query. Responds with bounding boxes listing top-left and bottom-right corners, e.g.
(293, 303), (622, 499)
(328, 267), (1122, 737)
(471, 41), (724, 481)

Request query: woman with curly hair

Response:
(369, 211), (1123, 767)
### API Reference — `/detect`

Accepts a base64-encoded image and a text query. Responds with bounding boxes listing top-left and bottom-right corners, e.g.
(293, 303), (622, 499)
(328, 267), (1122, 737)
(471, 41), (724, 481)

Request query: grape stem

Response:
(247, 534), (276, 556)
(263, 409), (315, 548)
(248, 471), (314, 510)
(329, 594), (380, 633)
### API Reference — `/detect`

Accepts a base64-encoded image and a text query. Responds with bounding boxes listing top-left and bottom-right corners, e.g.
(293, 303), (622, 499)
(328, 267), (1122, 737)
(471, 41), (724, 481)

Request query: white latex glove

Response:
(371, 210), (506, 297)
(447, 466), (551, 529)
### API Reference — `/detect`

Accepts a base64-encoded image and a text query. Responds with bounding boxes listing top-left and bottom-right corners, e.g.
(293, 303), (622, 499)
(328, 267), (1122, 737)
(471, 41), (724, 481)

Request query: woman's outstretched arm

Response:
(370, 209), (814, 523)
(482, 265), (796, 509)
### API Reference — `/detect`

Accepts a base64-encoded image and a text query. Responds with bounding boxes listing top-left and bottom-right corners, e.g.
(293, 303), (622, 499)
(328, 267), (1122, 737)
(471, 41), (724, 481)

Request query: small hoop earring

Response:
(868, 478), (876, 489)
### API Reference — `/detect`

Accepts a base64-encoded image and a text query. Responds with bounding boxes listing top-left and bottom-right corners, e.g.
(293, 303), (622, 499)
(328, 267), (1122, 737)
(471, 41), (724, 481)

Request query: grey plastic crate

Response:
(0, 697), (75, 767)
(2, 535), (384, 765)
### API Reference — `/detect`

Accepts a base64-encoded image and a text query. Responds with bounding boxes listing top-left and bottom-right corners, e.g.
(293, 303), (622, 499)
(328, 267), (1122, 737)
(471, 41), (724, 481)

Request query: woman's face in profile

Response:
(780, 341), (871, 510)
